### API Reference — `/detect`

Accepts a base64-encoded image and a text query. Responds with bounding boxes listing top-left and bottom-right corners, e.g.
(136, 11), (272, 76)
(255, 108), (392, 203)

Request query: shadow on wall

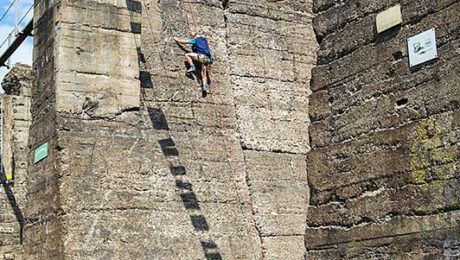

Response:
(128, 0), (211, 97)
(124, 0), (154, 90)
(0, 165), (25, 244)
(149, 107), (223, 260)
(127, 0), (223, 257)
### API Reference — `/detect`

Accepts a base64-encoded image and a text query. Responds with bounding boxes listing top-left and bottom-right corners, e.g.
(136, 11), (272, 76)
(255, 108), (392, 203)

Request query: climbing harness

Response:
(180, 1), (266, 259)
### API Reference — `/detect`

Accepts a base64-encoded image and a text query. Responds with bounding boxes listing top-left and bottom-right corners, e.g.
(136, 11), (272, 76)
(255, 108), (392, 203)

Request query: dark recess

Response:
(176, 180), (193, 191)
(205, 253), (223, 260)
(392, 51), (404, 61)
(201, 241), (223, 260)
(201, 241), (218, 250)
(137, 48), (146, 63)
(180, 192), (201, 210)
(148, 108), (169, 130)
(190, 215), (210, 231)
(222, 0), (229, 9)
(126, 0), (142, 12)
(396, 98), (408, 107)
(158, 138), (179, 156)
(140, 71), (153, 88)
(130, 22), (142, 34)
(170, 165), (187, 176)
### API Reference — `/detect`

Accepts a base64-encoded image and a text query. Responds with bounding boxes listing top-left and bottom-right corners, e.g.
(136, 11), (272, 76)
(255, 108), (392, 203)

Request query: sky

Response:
(0, 0), (34, 92)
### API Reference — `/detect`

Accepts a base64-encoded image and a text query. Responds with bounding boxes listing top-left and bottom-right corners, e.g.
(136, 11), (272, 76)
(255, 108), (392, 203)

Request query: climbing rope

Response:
(179, 1), (266, 259)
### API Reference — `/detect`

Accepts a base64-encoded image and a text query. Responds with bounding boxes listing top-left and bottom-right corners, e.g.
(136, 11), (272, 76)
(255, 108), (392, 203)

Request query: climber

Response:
(174, 31), (213, 94)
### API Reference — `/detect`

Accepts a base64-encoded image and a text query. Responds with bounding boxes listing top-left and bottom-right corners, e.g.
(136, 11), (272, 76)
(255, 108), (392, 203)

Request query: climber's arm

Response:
(173, 37), (187, 44)
(173, 38), (196, 45)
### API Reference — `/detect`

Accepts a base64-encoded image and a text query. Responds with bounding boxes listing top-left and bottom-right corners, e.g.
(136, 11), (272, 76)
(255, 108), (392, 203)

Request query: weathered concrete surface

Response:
(24, 0), (315, 259)
(141, 0), (315, 258)
(0, 64), (33, 260)
(307, 0), (460, 258)
(227, 1), (315, 258)
(226, 3), (316, 257)
(19, 0), (460, 258)
(56, 0), (140, 117)
(24, 0), (141, 259)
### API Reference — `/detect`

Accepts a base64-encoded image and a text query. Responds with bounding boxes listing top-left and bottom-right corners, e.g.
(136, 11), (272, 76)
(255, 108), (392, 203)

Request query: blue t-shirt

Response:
(187, 37), (211, 57)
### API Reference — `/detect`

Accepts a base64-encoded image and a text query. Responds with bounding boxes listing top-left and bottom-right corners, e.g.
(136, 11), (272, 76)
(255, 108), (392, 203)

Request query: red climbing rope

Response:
(180, 1), (266, 259)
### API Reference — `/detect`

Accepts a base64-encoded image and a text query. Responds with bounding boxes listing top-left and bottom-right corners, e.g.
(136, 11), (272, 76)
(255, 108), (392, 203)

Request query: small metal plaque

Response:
(408, 28), (438, 67)
(34, 143), (49, 164)
(376, 5), (403, 33)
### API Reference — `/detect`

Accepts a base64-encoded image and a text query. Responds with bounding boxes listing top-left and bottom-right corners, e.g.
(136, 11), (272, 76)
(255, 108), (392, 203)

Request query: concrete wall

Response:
(24, 0), (315, 259)
(140, 0), (315, 258)
(24, 0), (141, 259)
(307, 0), (460, 258)
(15, 0), (460, 259)
(0, 64), (33, 260)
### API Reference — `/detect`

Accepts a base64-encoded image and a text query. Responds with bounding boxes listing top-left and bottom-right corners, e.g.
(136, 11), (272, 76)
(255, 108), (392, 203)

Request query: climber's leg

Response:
(185, 53), (198, 72)
(201, 64), (209, 94)
(201, 65), (208, 85)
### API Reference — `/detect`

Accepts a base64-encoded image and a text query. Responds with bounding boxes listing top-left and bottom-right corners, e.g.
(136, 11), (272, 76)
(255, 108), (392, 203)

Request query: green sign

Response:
(34, 143), (49, 164)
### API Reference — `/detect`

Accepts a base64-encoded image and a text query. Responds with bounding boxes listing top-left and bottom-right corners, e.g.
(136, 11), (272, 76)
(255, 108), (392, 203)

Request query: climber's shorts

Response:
(196, 54), (211, 65)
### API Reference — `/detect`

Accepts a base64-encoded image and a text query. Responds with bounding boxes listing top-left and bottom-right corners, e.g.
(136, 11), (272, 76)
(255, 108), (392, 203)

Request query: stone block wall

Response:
(24, 0), (141, 259)
(225, 1), (316, 258)
(23, 0), (315, 259)
(307, 0), (460, 258)
(0, 64), (33, 260)
(14, 0), (460, 259)
(140, 0), (315, 258)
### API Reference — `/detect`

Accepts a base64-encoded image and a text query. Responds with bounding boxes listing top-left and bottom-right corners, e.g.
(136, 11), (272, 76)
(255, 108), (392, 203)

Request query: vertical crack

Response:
(305, 3), (320, 257)
(222, 0), (229, 10)
(222, 3), (265, 259)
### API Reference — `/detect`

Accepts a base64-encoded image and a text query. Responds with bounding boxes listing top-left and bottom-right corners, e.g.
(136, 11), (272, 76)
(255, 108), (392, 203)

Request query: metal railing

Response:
(0, 0), (34, 68)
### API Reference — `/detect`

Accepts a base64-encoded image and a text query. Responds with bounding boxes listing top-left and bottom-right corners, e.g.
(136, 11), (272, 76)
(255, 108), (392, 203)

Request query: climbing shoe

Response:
(187, 65), (196, 73)
(202, 84), (210, 94)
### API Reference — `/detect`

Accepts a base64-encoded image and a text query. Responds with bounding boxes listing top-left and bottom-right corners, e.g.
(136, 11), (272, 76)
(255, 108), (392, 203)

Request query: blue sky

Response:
(0, 0), (34, 92)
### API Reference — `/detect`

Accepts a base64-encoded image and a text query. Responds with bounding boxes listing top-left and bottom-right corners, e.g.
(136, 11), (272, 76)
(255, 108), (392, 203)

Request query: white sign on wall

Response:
(407, 28), (438, 67)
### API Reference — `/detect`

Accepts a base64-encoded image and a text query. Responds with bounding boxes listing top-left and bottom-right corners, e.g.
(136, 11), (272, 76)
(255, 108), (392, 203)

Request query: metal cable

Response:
(17, 3), (33, 26)
(0, 0), (38, 53)
(0, 32), (13, 52)
(0, 1), (14, 24)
